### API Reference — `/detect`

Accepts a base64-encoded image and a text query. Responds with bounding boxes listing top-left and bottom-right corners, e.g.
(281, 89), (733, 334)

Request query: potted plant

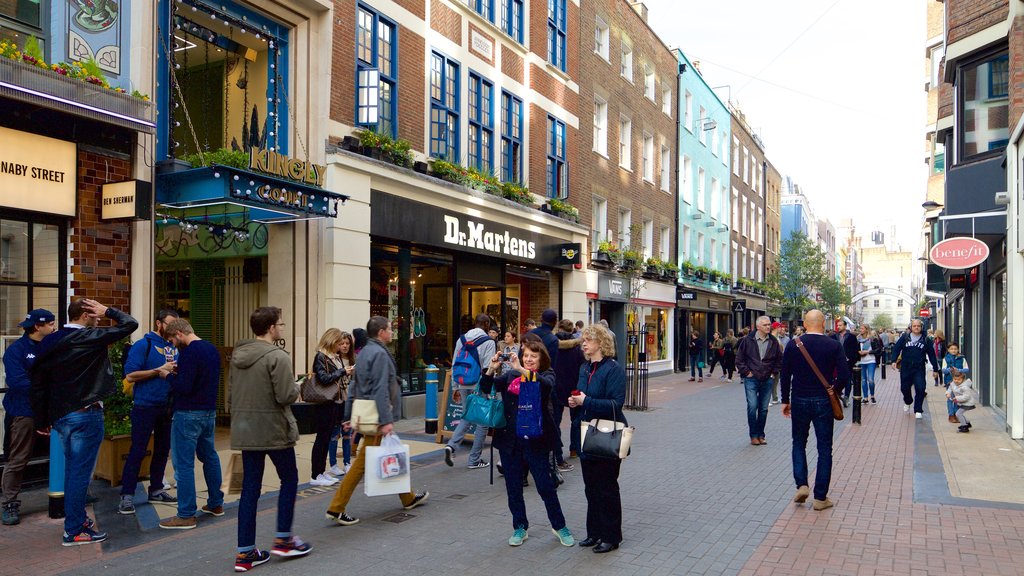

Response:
(592, 240), (619, 268)
(643, 257), (662, 279)
(357, 129), (384, 160)
(709, 269), (720, 283)
(694, 265), (708, 280)
(548, 198), (581, 223)
(620, 249), (642, 271)
(681, 261), (695, 278)
(719, 272), (732, 287)
(662, 262), (679, 281)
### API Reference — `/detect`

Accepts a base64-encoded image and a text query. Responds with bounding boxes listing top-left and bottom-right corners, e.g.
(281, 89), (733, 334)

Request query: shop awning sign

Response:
(929, 237), (989, 270)
(732, 300), (747, 313)
(0, 126), (76, 216)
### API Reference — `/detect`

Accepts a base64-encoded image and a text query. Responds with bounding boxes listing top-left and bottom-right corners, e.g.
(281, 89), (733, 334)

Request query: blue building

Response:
(674, 49), (732, 368)
(780, 178), (815, 242)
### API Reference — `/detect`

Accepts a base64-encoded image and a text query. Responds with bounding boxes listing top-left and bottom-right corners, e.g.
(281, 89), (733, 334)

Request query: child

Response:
(941, 343), (970, 424)
(946, 369), (977, 433)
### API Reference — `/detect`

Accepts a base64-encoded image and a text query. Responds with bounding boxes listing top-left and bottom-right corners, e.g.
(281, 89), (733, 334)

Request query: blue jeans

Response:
(53, 406), (105, 535)
(899, 369), (927, 413)
(860, 364), (876, 398)
(498, 442), (566, 531)
(121, 404), (172, 496)
(743, 377), (772, 439)
(447, 388), (488, 465)
(171, 410), (223, 518)
(552, 402), (579, 463)
(690, 354), (703, 378)
(238, 448), (298, 553)
(791, 396), (834, 501)
(328, 424), (352, 467)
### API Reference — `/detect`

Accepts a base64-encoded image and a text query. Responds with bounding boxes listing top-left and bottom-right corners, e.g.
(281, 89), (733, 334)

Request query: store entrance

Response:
(459, 283), (504, 336)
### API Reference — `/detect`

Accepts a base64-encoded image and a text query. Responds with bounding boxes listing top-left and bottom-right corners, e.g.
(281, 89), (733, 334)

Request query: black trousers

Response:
(310, 402), (339, 479)
(581, 457), (622, 544)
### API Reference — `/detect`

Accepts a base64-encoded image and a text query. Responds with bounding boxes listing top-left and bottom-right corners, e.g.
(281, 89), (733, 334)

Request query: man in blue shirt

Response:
(118, 309), (180, 515)
(158, 318), (224, 530)
(2, 309), (55, 525)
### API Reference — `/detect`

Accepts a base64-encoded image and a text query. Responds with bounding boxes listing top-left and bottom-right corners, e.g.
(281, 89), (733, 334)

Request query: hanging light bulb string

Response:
(159, 25), (205, 165)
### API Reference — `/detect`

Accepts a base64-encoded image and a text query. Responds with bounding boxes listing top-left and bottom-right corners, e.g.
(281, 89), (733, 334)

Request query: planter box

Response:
(94, 435), (154, 487)
(591, 251), (615, 269)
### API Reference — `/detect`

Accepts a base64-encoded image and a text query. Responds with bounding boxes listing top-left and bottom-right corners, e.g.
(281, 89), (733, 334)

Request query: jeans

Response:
(743, 377), (772, 439)
(327, 434), (417, 514)
(946, 384), (957, 417)
(171, 410), (223, 519)
(859, 364), (876, 398)
(120, 404), (172, 496)
(841, 370), (854, 399)
(791, 396), (834, 501)
(552, 403), (578, 463)
(52, 406), (104, 535)
(581, 456), (622, 544)
(899, 369), (927, 414)
(238, 448), (298, 553)
(771, 374), (780, 403)
(708, 351), (721, 374)
(498, 442), (566, 531)
(955, 405), (975, 426)
(328, 424), (352, 468)
(2, 416), (37, 505)
(689, 354), (703, 378)
(446, 388), (488, 465)
(310, 402), (338, 479)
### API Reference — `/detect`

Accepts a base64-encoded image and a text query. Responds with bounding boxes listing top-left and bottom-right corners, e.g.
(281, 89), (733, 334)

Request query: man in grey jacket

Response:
(325, 316), (428, 526)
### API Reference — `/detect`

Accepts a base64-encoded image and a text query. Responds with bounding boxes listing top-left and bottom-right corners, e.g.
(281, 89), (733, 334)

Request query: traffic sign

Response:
(732, 300), (746, 313)
(919, 309), (931, 317)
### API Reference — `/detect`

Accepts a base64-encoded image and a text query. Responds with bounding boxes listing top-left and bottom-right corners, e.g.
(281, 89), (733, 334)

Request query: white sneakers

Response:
(328, 464), (347, 477)
(915, 413), (923, 420)
(310, 473), (340, 486)
(904, 404), (911, 413)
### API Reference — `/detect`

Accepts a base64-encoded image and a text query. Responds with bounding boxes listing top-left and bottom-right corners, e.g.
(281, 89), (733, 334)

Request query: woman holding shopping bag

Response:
(479, 338), (576, 548)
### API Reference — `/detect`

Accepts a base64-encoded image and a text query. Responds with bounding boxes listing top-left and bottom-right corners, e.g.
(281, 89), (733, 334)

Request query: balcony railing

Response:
(0, 58), (154, 133)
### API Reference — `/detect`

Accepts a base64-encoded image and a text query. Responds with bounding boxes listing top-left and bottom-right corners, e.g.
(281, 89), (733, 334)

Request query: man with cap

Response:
(769, 322), (790, 405)
(2, 309), (56, 525)
(530, 309), (560, 366)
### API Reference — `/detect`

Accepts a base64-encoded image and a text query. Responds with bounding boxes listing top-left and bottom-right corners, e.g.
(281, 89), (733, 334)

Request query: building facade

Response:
(675, 49), (732, 368)
(859, 245), (915, 331)
(765, 160), (782, 281)
(817, 218), (837, 281)
(729, 106), (769, 327)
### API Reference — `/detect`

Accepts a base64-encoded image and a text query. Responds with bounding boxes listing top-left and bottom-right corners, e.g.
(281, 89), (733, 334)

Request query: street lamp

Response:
(922, 200), (943, 210)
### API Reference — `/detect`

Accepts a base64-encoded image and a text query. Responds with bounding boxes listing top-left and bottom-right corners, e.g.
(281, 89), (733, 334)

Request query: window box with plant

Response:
(643, 257), (663, 279)
(709, 269), (720, 283)
(545, 198), (580, 223)
(619, 249), (642, 271)
(592, 240), (619, 269)
(694, 265), (709, 280)
(662, 262), (679, 281)
(429, 159), (536, 208)
(357, 129), (414, 168)
(681, 261), (695, 278)
(719, 272), (732, 287)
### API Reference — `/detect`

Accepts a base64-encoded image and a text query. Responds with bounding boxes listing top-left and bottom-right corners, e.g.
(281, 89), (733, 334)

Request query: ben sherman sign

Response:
(929, 237), (990, 269)
(443, 215), (537, 259)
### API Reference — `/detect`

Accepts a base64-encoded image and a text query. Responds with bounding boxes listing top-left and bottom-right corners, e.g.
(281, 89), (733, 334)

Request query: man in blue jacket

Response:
(891, 318), (940, 419)
(830, 319), (861, 406)
(2, 309), (55, 525)
(531, 309), (561, 366)
(118, 309), (180, 515)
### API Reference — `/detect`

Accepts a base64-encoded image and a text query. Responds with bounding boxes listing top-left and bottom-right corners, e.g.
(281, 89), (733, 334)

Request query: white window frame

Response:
(698, 106), (707, 145)
(697, 232), (705, 264)
(684, 91), (693, 132)
(757, 253), (763, 281)
(710, 238), (717, 269)
(697, 166), (706, 212)
(593, 96), (608, 156)
(642, 132), (654, 182)
(592, 196), (607, 247)
(660, 145), (670, 191)
(681, 155), (692, 204)
(644, 65), (655, 100)
(619, 208), (632, 247)
(731, 187), (739, 230)
(642, 218), (654, 259)
(732, 136), (740, 175)
(619, 115), (632, 169)
(741, 147), (749, 184)
(683, 225), (691, 258)
(662, 86), (672, 116)
(732, 241), (739, 279)
(711, 127), (719, 156)
(659, 225), (670, 261)
(742, 246), (748, 278)
(740, 196), (747, 237)
(620, 36), (633, 82)
(594, 16), (609, 61)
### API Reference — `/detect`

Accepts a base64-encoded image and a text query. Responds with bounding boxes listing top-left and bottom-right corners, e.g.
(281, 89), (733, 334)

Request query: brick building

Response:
(729, 106), (770, 326)
(765, 159), (782, 280)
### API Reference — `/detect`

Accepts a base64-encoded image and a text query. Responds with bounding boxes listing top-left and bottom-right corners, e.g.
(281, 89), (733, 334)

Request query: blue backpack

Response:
(452, 334), (488, 386)
(515, 372), (543, 438)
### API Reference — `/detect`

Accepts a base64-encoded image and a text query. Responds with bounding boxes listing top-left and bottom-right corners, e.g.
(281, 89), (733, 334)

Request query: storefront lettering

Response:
(607, 278), (624, 296)
(256, 184), (310, 208)
(443, 215), (536, 259)
(0, 161), (66, 182)
(249, 148), (325, 188)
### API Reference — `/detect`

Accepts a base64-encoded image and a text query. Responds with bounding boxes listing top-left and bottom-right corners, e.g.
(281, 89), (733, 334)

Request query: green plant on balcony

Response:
(681, 260), (695, 276)
(357, 129), (414, 168)
(719, 272), (732, 285)
(182, 148), (250, 169)
(2, 38), (150, 100)
(548, 198), (580, 222)
(500, 181), (534, 206)
(620, 249), (642, 270)
(694, 265), (710, 279)
(429, 158), (466, 184)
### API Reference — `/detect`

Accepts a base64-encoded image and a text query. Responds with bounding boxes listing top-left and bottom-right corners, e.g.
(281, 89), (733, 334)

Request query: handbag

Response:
(793, 336), (844, 421)
(301, 355), (340, 404)
(351, 398), (380, 434)
(464, 388), (506, 429)
(580, 404), (634, 459)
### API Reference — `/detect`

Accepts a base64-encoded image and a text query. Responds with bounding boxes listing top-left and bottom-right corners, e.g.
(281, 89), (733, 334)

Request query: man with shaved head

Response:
(780, 309), (849, 511)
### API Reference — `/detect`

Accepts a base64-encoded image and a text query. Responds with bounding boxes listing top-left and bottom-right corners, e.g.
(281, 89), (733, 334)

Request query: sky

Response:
(640, 0), (925, 254)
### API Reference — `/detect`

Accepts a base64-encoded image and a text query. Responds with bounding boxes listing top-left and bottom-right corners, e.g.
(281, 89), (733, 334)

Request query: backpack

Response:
(452, 334), (488, 386)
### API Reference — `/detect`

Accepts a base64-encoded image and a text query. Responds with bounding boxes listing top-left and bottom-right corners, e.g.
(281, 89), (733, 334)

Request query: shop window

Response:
(0, 218), (65, 354)
(430, 51), (460, 161)
(501, 0), (524, 44)
(356, 5), (398, 137)
(547, 0), (566, 71)
(642, 307), (669, 361)
(0, 1), (45, 53)
(547, 115), (567, 198)
(500, 90), (523, 183)
(958, 50), (1010, 159)
(468, 71), (494, 173)
(506, 265), (563, 338)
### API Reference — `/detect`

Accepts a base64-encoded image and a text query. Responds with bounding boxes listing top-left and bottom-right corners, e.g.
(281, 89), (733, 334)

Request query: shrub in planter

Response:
(182, 148), (250, 169)
(681, 261), (695, 276)
(548, 198), (580, 222)
(499, 181), (534, 206)
(620, 249), (642, 270)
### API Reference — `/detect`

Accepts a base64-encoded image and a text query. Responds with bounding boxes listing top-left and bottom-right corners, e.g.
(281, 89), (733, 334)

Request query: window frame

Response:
(355, 4), (398, 138)
(594, 16), (609, 60)
(660, 145), (671, 191)
(593, 96), (608, 156)
(429, 50), (461, 161)
(619, 115), (632, 169)
(620, 37), (633, 82)
(546, 115), (568, 199)
(662, 86), (672, 116)
(955, 46), (1010, 162)
(642, 132), (654, 182)
(592, 196), (608, 247)
(644, 65), (655, 101)
(683, 91), (693, 132)
(547, 0), (567, 71)
(470, 0), (494, 22)
(619, 208), (632, 248)
(501, 0), (524, 43)
(500, 90), (523, 183)
(468, 71), (495, 174)
(659, 225), (670, 261)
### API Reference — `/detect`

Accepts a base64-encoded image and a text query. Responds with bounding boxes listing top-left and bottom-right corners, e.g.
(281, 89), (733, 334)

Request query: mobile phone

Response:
(295, 374), (307, 384)
(498, 354), (511, 361)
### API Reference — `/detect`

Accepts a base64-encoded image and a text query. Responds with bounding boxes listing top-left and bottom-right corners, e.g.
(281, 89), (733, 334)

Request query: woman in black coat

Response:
(480, 338), (576, 548)
(568, 324), (627, 553)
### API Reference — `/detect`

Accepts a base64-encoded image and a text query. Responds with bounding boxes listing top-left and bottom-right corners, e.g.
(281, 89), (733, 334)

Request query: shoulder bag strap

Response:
(793, 336), (833, 394)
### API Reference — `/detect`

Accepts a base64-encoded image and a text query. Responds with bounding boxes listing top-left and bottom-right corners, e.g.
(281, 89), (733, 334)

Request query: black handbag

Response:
(579, 404), (634, 459)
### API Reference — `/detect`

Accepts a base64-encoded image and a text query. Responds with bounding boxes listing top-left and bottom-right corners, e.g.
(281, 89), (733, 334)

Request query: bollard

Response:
(47, 429), (65, 519)
(424, 365), (439, 434)
(851, 366), (862, 425)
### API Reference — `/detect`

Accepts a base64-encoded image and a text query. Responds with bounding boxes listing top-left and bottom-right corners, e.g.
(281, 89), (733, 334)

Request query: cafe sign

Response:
(929, 237), (989, 270)
(249, 147), (326, 188)
(0, 126), (76, 216)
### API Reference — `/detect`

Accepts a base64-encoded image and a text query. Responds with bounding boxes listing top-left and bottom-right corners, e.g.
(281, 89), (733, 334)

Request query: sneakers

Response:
(904, 404), (911, 413)
(62, 525), (108, 546)
(812, 498), (834, 511)
(467, 460), (490, 470)
(202, 504), (225, 517)
(496, 461), (504, 475)
(159, 516), (197, 530)
(271, 535), (312, 558)
(2, 502), (20, 525)
(403, 491), (430, 510)
(840, 396), (849, 408)
(870, 397), (877, 404)
(508, 528), (528, 546)
(234, 549), (271, 572)
(444, 446), (455, 467)
(793, 485), (810, 503)
(163, 480), (175, 490)
(957, 425), (970, 433)
(552, 527), (576, 547)
(118, 495), (135, 515)
(328, 464), (346, 477)
(325, 511), (360, 526)
(148, 490), (177, 504)
(309, 474), (339, 487)
(556, 462), (575, 472)
(915, 412), (923, 420)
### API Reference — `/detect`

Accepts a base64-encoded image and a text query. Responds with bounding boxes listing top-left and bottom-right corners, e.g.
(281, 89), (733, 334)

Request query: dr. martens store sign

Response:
(0, 126), (76, 216)
(371, 190), (581, 268)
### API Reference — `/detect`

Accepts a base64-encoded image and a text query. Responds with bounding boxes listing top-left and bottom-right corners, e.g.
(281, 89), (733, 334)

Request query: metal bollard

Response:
(851, 366), (862, 425)
(424, 365), (439, 434)
(48, 430), (65, 518)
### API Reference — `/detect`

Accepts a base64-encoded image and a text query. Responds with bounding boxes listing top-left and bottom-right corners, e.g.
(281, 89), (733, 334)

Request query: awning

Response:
(156, 164), (348, 224)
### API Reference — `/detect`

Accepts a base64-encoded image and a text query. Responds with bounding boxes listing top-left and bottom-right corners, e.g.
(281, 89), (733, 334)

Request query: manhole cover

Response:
(382, 512), (416, 523)
(446, 494), (468, 500)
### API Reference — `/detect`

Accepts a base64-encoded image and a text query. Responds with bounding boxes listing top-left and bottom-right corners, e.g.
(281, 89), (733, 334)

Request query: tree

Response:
(767, 231), (827, 320)
(870, 312), (894, 331)
(818, 277), (852, 321)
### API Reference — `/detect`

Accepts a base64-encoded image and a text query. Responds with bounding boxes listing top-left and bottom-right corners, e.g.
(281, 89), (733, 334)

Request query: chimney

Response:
(692, 60), (701, 74)
(629, 2), (648, 23)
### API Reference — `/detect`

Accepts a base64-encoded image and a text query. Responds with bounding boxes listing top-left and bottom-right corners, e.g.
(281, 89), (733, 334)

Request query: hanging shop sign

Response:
(370, 190), (580, 268)
(929, 237), (990, 270)
(676, 288), (697, 301)
(597, 272), (629, 302)
(732, 300), (747, 313)
(101, 180), (152, 220)
(0, 126), (76, 216)
(249, 147), (326, 188)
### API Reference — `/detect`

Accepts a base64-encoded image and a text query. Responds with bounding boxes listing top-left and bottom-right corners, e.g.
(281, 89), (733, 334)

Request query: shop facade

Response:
(675, 285), (733, 372)
(589, 272), (675, 376)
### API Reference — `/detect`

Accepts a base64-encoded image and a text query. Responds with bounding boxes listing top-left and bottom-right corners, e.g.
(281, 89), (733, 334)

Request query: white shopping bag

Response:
(364, 433), (411, 497)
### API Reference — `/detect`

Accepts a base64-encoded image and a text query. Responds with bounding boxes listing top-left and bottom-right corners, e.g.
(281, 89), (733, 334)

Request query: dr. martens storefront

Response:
(369, 188), (587, 395)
